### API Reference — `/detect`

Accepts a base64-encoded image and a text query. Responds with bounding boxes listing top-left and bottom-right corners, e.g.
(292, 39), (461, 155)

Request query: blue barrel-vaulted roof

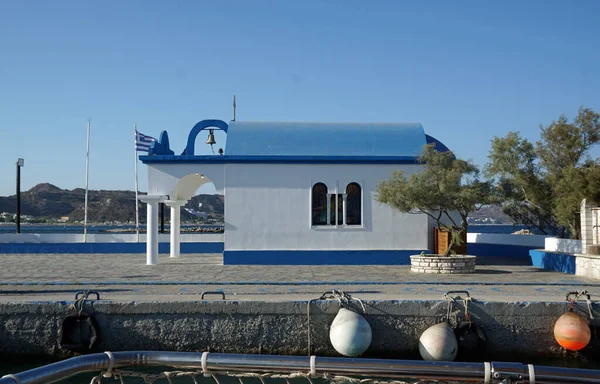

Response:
(225, 121), (428, 157)
(141, 119), (452, 164)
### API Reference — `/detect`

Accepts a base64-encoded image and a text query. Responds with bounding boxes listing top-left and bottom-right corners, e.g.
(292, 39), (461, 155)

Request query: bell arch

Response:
(183, 119), (229, 155)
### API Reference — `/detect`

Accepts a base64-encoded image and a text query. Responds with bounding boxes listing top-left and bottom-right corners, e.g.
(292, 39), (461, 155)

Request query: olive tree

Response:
(376, 144), (495, 256)
(485, 107), (600, 239)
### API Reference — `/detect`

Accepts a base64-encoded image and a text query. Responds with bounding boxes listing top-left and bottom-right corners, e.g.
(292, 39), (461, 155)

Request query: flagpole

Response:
(134, 122), (140, 242)
(84, 119), (91, 243)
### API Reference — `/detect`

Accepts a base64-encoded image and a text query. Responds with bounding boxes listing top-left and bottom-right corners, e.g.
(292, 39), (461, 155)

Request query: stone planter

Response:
(410, 254), (477, 274)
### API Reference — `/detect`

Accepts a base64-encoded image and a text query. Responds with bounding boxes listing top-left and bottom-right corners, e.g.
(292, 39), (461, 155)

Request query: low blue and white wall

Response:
(0, 233), (224, 254)
(467, 233), (548, 266)
(529, 238), (583, 275)
(0, 231), (551, 268)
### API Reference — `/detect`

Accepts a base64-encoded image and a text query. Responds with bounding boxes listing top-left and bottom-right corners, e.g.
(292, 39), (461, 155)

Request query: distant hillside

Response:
(468, 204), (512, 224)
(1, 183), (511, 224)
(0, 183), (224, 223)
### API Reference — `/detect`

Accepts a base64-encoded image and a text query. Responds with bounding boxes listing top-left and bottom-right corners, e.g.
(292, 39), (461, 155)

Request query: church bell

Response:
(206, 129), (216, 145)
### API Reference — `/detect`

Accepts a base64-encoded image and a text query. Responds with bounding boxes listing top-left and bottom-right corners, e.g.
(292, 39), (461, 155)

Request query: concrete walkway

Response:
(0, 253), (598, 302)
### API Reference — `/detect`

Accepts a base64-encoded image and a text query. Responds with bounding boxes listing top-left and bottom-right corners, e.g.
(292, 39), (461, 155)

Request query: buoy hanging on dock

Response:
(59, 291), (101, 353)
(329, 307), (372, 357)
(419, 322), (458, 361)
(554, 311), (591, 351)
(455, 322), (486, 360)
(453, 294), (486, 360)
(554, 291), (594, 352)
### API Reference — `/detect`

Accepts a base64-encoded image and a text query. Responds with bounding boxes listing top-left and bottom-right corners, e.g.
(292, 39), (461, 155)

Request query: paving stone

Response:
(0, 253), (597, 303)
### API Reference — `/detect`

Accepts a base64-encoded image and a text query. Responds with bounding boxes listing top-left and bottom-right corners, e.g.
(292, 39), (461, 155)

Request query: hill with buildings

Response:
(0, 183), (511, 225)
(0, 183), (224, 223)
(467, 205), (512, 224)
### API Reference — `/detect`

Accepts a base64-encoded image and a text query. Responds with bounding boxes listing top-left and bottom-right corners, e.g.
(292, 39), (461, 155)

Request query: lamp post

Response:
(16, 158), (24, 234)
(160, 203), (165, 233)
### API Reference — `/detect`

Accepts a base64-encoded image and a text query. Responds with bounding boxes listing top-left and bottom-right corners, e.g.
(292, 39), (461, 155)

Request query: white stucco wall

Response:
(467, 233), (548, 247)
(544, 237), (582, 254)
(223, 163), (429, 251)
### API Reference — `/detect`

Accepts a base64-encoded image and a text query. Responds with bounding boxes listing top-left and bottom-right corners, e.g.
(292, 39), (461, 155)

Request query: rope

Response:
(464, 296), (472, 325)
(91, 365), (416, 384)
(566, 290), (595, 320)
(443, 292), (474, 326)
(586, 297), (595, 320)
(102, 351), (115, 378)
(202, 351), (210, 377)
(68, 290), (98, 315)
(528, 364), (536, 384)
(483, 362), (491, 384)
(445, 296), (456, 325)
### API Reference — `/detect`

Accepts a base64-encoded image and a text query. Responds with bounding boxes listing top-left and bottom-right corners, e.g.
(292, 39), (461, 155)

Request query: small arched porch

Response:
(140, 118), (229, 265)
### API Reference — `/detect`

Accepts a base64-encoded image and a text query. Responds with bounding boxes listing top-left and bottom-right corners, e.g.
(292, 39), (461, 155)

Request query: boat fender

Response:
(59, 311), (100, 353)
(454, 321), (487, 360)
(329, 308), (372, 357)
(59, 291), (101, 353)
(554, 291), (593, 352)
(419, 322), (458, 361)
(554, 310), (591, 351)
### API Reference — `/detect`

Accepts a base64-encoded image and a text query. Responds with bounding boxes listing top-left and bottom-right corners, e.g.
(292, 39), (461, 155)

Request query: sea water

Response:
(0, 224), (531, 234)
(0, 224), (223, 234)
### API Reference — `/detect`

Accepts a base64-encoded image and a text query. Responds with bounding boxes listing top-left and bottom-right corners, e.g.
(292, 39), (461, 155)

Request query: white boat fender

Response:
(418, 322), (458, 361)
(329, 307), (372, 357)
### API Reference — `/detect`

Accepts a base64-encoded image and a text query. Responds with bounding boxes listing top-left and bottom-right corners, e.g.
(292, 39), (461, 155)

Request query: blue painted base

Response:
(223, 249), (429, 265)
(529, 249), (576, 274)
(0, 242), (224, 254)
(468, 243), (536, 265)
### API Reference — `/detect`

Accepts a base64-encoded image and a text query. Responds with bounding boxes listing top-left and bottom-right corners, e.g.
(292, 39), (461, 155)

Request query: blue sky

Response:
(1, 0), (599, 196)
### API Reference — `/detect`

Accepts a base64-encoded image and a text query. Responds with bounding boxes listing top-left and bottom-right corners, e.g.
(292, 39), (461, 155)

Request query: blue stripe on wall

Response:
(0, 242), (224, 254)
(223, 249), (429, 265)
(529, 250), (576, 274)
(140, 155), (420, 164)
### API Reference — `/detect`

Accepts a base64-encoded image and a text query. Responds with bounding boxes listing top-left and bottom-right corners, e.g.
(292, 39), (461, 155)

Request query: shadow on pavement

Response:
(474, 269), (513, 275)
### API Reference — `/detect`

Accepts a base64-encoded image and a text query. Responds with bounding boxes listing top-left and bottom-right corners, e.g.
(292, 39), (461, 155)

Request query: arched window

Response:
(312, 183), (328, 225)
(346, 182), (362, 225)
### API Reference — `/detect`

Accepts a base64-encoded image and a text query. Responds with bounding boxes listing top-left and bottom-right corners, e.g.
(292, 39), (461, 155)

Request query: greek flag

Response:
(135, 130), (156, 152)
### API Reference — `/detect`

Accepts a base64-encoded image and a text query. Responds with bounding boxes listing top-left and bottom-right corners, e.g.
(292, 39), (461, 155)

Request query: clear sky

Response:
(1, 0), (599, 196)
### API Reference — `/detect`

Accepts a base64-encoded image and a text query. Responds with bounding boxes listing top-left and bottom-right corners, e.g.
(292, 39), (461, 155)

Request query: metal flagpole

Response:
(134, 123), (140, 242)
(84, 119), (91, 242)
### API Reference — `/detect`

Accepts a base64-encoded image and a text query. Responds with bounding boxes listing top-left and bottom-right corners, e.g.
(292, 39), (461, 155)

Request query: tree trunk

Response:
(572, 216), (582, 240)
(443, 243), (452, 257)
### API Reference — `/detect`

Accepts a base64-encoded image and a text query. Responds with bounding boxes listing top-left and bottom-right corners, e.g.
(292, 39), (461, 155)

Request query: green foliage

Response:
(485, 107), (600, 238)
(376, 144), (496, 256)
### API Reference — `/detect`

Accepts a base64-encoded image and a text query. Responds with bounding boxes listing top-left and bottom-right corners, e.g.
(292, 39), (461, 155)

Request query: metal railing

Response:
(0, 351), (599, 384)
